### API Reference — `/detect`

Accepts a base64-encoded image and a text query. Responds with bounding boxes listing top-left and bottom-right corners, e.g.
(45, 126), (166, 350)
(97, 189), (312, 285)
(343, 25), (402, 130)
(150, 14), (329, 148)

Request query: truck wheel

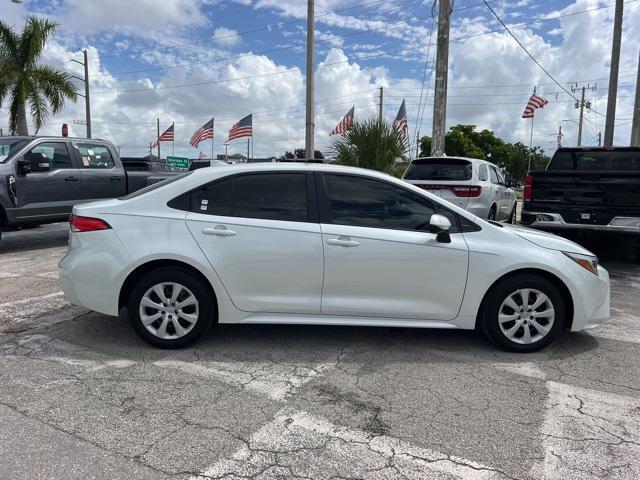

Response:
(479, 273), (565, 353)
(127, 267), (216, 349)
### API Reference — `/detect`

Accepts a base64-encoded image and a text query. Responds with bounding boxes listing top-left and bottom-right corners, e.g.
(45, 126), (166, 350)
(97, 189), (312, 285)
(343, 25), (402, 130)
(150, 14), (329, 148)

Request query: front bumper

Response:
(568, 263), (610, 331)
(522, 211), (640, 234)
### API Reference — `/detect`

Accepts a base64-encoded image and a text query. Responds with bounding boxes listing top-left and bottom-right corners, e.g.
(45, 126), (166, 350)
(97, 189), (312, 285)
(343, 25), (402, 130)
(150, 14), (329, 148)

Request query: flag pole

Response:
(172, 122), (175, 156)
(247, 138), (250, 162)
(211, 117), (215, 160)
(527, 87), (536, 173)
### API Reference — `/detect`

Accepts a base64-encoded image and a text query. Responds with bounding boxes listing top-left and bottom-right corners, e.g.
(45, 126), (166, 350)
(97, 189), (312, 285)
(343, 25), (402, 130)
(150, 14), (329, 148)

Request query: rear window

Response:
(404, 158), (472, 181)
(548, 150), (640, 171)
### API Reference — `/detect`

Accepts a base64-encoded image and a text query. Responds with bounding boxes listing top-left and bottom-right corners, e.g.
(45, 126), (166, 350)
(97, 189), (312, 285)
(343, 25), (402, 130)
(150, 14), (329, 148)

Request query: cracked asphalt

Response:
(0, 224), (639, 479)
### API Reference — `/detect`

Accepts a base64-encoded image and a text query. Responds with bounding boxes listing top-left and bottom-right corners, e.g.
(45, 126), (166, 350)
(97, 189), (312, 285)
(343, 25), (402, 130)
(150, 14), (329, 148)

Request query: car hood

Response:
(505, 224), (595, 256)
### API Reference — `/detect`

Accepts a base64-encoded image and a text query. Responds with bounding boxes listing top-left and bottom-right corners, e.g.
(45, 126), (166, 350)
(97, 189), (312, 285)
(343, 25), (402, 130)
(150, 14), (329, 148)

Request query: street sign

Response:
(166, 155), (190, 170)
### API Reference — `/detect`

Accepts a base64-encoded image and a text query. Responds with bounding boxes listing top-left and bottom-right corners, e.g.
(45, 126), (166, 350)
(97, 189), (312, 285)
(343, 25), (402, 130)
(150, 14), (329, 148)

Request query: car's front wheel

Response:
(480, 273), (565, 352)
(127, 267), (215, 348)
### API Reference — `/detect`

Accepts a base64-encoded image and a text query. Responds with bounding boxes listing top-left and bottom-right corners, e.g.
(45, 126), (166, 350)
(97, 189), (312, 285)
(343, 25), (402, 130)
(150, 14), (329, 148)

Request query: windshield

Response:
(404, 158), (472, 181)
(0, 139), (29, 162)
(118, 172), (192, 200)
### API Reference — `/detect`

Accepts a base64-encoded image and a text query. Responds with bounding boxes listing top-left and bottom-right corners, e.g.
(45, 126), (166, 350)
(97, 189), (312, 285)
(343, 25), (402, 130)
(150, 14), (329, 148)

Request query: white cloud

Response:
(213, 27), (240, 47)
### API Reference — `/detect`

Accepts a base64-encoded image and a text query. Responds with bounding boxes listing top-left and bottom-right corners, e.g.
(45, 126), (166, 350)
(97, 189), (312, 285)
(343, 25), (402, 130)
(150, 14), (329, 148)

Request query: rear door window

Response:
(191, 173), (308, 222)
(74, 143), (115, 169)
(404, 158), (472, 181)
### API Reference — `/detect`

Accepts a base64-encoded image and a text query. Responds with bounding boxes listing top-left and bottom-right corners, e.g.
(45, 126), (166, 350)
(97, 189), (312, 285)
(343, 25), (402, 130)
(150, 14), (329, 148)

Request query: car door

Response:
(185, 172), (323, 314)
(490, 166), (510, 220)
(13, 140), (82, 221)
(72, 142), (126, 200)
(318, 173), (469, 321)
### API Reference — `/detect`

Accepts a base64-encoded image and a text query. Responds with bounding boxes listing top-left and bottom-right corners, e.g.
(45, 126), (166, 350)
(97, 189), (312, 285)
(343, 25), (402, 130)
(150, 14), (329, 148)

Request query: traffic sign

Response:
(166, 156), (190, 169)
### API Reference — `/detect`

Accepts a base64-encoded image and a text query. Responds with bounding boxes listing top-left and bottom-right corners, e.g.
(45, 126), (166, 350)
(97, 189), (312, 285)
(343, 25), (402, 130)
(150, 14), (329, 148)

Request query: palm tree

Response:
(0, 16), (77, 135)
(331, 118), (408, 174)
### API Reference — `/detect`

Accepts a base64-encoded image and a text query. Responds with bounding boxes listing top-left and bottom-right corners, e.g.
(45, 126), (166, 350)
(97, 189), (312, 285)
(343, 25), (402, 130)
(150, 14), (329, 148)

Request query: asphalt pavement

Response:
(0, 223), (639, 479)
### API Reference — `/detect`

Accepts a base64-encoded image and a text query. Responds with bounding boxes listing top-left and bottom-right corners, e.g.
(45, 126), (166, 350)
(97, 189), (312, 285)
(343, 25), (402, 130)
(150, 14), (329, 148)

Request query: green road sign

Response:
(166, 156), (190, 169)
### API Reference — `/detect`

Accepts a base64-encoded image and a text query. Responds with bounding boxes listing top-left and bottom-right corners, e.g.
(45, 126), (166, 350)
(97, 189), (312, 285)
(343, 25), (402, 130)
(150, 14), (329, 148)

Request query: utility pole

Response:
(431, 0), (451, 157)
(378, 86), (384, 123)
(604, 0), (623, 147)
(70, 49), (91, 138)
(304, 0), (315, 161)
(577, 87), (585, 146)
(598, 131), (602, 146)
(631, 51), (640, 147)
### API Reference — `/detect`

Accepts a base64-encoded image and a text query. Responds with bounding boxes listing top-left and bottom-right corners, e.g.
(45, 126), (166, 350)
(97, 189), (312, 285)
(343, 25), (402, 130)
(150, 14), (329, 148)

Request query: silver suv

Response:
(403, 156), (517, 222)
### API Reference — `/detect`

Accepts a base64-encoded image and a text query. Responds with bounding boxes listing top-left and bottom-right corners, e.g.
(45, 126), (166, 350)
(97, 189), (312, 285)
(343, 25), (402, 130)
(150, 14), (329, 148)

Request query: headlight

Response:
(563, 251), (599, 276)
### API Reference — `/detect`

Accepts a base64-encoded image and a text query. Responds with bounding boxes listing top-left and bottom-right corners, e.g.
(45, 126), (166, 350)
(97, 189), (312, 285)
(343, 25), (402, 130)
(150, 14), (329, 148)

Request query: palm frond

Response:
(0, 19), (20, 59)
(332, 118), (408, 174)
(30, 65), (78, 114)
(20, 16), (58, 67)
(28, 88), (49, 133)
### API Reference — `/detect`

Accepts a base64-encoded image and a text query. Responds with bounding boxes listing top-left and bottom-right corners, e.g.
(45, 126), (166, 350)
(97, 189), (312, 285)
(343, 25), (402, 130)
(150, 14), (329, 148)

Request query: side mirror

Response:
(429, 214), (452, 243)
(27, 152), (51, 173)
(508, 180), (518, 188)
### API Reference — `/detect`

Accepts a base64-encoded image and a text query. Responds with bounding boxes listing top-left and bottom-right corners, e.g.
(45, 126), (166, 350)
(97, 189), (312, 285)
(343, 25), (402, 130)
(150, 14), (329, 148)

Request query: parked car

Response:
(120, 157), (178, 172)
(0, 136), (179, 237)
(59, 163), (609, 353)
(521, 147), (640, 244)
(403, 157), (517, 222)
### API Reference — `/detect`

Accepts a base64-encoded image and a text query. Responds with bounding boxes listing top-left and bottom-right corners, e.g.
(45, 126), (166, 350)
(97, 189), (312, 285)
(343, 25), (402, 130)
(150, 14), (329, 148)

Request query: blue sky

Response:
(0, 0), (638, 158)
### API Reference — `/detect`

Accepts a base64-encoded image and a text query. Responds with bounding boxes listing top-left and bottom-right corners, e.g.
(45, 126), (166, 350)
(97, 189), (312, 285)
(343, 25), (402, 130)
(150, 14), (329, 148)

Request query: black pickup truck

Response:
(521, 146), (640, 244)
(0, 136), (179, 237)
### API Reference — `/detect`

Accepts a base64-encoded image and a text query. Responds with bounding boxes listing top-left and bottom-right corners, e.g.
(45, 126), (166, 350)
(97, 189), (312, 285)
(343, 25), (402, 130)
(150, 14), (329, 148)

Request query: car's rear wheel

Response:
(507, 203), (516, 224)
(487, 205), (497, 221)
(480, 273), (565, 352)
(127, 267), (215, 348)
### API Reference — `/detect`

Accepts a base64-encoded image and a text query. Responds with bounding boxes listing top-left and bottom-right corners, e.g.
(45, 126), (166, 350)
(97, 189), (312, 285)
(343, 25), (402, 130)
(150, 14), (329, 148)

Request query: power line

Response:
(481, 0), (628, 117)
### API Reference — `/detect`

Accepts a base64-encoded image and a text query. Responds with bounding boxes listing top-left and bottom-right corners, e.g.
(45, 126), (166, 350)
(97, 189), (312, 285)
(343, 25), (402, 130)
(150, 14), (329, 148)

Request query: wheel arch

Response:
(118, 259), (219, 317)
(477, 267), (574, 330)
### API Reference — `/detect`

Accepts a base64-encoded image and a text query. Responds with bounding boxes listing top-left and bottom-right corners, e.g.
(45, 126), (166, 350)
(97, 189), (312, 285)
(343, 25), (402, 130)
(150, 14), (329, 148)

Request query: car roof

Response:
(0, 135), (111, 143)
(187, 161), (401, 181)
(410, 156), (489, 164)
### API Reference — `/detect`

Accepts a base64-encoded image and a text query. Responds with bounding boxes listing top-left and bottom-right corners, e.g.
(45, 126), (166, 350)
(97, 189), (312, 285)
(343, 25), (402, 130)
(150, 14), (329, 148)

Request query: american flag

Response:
(190, 118), (214, 148)
(330, 106), (354, 136)
(393, 99), (408, 144)
(227, 114), (252, 141)
(152, 123), (174, 147)
(522, 94), (548, 119)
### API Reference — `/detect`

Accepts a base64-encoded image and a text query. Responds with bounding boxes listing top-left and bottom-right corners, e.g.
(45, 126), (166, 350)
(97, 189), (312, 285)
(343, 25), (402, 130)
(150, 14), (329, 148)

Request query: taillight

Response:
(417, 184), (481, 197)
(69, 215), (111, 232)
(524, 175), (533, 202)
(450, 186), (482, 197)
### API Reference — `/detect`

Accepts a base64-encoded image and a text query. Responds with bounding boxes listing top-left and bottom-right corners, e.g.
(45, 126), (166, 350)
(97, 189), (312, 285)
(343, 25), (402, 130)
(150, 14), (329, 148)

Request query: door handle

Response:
(202, 226), (236, 237)
(326, 237), (359, 247)
(64, 176), (79, 182)
(110, 176), (123, 181)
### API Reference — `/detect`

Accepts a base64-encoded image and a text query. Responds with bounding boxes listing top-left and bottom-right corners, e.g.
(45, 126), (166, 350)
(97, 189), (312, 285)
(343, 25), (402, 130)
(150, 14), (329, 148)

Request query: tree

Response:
(331, 118), (408, 174)
(0, 17), (77, 135)
(282, 148), (324, 160)
(418, 124), (550, 180)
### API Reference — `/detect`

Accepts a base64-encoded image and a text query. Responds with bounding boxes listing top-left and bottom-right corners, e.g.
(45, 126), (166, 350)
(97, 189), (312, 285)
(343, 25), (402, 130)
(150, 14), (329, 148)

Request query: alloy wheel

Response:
(139, 282), (199, 339)
(498, 288), (555, 344)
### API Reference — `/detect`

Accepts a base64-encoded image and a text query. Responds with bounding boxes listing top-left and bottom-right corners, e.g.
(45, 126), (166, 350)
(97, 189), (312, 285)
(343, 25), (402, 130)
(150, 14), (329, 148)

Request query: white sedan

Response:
(59, 163), (610, 352)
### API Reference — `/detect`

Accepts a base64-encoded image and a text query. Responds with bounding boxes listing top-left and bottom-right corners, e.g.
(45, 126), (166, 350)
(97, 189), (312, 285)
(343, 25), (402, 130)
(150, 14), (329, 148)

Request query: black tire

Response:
(127, 267), (216, 349)
(507, 203), (516, 224)
(487, 205), (497, 221)
(479, 273), (565, 353)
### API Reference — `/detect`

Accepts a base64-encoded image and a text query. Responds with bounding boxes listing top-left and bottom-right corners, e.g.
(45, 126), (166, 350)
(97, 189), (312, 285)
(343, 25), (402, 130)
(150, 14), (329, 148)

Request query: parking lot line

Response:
(154, 359), (335, 401)
(192, 410), (509, 480)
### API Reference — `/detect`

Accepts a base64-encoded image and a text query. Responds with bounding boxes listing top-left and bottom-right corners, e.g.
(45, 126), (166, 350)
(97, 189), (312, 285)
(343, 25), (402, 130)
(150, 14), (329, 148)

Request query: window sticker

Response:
(200, 199), (208, 211)
(82, 156), (90, 167)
